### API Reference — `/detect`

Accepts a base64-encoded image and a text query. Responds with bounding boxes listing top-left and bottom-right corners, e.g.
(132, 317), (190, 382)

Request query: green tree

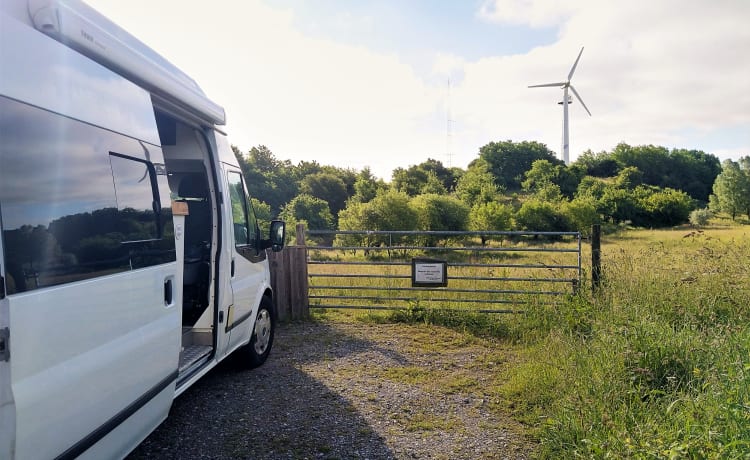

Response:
(299, 172), (349, 217)
(391, 158), (457, 196)
(477, 140), (561, 190)
(469, 201), (512, 244)
(599, 186), (643, 224)
(351, 167), (384, 203)
(250, 198), (272, 235)
(710, 159), (750, 220)
(689, 209), (711, 227)
(560, 197), (600, 236)
(367, 190), (419, 231)
(279, 194), (334, 232)
(613, 166), (644, 190)
(410, 194), (470, 232)
(420, 171), (448, 195)
(233, 145), (298, 214)
(455, 159), (501, 206)
(639, 188), (694, 226)
(514, 199), (569, 233)
(573, 149), (620, 177)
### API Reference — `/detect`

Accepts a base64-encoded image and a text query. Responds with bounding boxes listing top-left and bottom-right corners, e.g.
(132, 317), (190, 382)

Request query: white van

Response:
(0, 1), (286, 458)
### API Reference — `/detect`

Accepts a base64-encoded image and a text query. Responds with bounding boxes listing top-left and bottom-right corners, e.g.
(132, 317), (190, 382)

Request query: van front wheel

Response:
(240, 295), (275, 368)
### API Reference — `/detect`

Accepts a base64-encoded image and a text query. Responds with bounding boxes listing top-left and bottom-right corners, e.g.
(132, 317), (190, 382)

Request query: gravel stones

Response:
(127, 320), (531, 459)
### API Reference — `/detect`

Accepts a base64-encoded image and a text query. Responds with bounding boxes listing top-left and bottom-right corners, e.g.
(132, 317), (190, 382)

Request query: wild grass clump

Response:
(513, 227), (750, 458)
(386, 303), (510, 339)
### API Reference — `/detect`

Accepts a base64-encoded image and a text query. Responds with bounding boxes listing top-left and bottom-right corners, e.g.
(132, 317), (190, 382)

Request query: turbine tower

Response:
(529, 47), (591, 165)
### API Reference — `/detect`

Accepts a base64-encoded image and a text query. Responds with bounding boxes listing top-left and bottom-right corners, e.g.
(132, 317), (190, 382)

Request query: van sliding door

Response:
(0, 97), (181, 459)
(0, 229), (13, 460)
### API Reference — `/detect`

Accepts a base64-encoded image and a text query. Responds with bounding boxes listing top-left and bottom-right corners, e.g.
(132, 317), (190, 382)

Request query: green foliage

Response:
(573, 149), (620, 177)
(387, 305), (510, 339)
(366, 189), (419, 231)
(420, 171), (448, 195)
(609, 143), (721, 202)
(455, 159), (501, 206)
(711, 158), (750, 220)
(391, 158), (457, 196)
(478, 140), (561, 190)
(560, 197), (600, 236)
(575, 176), (608, 200)
(689, 208), (711, 227)
(522, 159), (581, 198)
(233, 145), (299, 214)
(409, 194), (470, 232)
(639, 187), (694, 227)
(299, 172), (349, 217)
(528, 232), (750, 458)
(351, 167), (384, 203)
(613, 166), (643, 189)
(250, 198), (272, 234)
(469, 202), (512, 235)
(279, 193), (334, 231)
(336, 190), (418, 249)
(514, 199), (569, 233)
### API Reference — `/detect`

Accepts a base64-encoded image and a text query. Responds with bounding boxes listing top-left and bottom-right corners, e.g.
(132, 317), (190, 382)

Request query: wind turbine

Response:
(529, 47), (591, 165)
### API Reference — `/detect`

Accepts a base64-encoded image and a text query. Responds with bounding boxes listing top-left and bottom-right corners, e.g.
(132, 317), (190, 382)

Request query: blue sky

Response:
(86, 0), (750, 179)
(269, 0), (557, 68)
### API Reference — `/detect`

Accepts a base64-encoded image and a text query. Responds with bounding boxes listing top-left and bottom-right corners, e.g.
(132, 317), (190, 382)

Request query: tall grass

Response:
(313, 226), (750, 457)
(500, 227), (750, 458)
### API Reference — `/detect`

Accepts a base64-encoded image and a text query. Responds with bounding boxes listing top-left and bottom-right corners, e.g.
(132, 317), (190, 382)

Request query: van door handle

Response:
(164, 278), (173, 305)
(231, 259), (235, 277)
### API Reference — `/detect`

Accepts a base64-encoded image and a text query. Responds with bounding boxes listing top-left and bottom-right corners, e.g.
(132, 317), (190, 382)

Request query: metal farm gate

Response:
(303, 230), (581, 313)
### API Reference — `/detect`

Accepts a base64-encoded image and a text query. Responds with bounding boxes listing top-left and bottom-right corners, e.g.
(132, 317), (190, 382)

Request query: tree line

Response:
(233, 140), (745, 239)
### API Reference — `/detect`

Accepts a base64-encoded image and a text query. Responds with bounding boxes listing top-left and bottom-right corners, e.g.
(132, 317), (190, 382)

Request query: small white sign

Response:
(411, 259), (447, 287)
(414, 264), (444, 283)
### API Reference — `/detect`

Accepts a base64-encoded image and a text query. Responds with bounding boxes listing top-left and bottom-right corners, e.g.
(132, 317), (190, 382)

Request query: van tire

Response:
(240, 295), (275, 368)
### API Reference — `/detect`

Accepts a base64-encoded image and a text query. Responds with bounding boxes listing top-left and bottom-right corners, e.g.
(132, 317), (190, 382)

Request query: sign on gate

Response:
(411, 258), (448, 287)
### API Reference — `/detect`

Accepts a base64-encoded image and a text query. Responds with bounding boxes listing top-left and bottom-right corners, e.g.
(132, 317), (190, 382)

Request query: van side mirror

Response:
(268, 220), (285, 252)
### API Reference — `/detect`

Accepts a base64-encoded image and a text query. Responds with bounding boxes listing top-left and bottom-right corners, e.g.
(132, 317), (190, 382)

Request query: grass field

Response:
(313, 223), (750, 458)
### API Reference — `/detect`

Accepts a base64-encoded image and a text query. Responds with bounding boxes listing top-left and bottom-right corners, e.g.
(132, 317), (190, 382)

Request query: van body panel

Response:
(0, 10), (161, 145)
(0, 231), (14, 459)
(0, 1), (282, 457)
(27, 0), (226, 125)
(0, 6), (181, 456)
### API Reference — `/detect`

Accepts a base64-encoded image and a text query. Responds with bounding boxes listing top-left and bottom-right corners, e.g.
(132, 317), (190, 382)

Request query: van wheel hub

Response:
(253, 309), (271, 355)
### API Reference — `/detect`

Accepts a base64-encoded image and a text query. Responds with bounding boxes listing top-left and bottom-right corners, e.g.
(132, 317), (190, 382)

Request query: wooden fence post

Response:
(591, 224), (601, 293)
(268, 223), (309, 321)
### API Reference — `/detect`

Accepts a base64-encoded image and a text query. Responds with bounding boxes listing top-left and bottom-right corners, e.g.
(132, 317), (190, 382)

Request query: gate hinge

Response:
(0, 328), (8, 362)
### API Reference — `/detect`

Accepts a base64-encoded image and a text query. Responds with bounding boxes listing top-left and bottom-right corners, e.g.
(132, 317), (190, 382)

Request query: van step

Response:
(179, 345), (212, 373)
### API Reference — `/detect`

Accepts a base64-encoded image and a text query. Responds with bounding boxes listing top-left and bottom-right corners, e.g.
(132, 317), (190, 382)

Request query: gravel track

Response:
(127, 320), (532, 459)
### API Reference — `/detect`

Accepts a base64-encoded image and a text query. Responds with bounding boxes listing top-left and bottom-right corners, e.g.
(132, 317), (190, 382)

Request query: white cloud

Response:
(454, 0), (750, 161)
(85, 0), (750, 179)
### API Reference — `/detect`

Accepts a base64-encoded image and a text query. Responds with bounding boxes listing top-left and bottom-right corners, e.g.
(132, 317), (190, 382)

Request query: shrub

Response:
(514, 199), (569, 233)
(689, 208), (711, 227)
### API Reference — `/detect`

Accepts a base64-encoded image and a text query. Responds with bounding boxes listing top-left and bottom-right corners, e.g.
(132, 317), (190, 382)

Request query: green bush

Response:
(689, 208), (711, 227)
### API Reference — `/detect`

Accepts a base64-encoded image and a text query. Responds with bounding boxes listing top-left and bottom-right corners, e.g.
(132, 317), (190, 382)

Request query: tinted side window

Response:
(109, 153), (160, 241)
(0, 96), (175, 295)
(227, 170), (261, 262)
(228, 171), (251, 246)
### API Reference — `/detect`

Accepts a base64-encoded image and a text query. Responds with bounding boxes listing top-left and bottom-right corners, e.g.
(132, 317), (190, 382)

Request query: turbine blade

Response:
(567, 47), (584, 81)
(570, 85), (591, 116)
(528, 82), (566, 88)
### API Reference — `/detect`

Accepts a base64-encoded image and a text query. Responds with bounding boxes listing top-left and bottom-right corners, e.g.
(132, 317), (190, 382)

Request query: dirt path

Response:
(128, 319), (532, 459)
